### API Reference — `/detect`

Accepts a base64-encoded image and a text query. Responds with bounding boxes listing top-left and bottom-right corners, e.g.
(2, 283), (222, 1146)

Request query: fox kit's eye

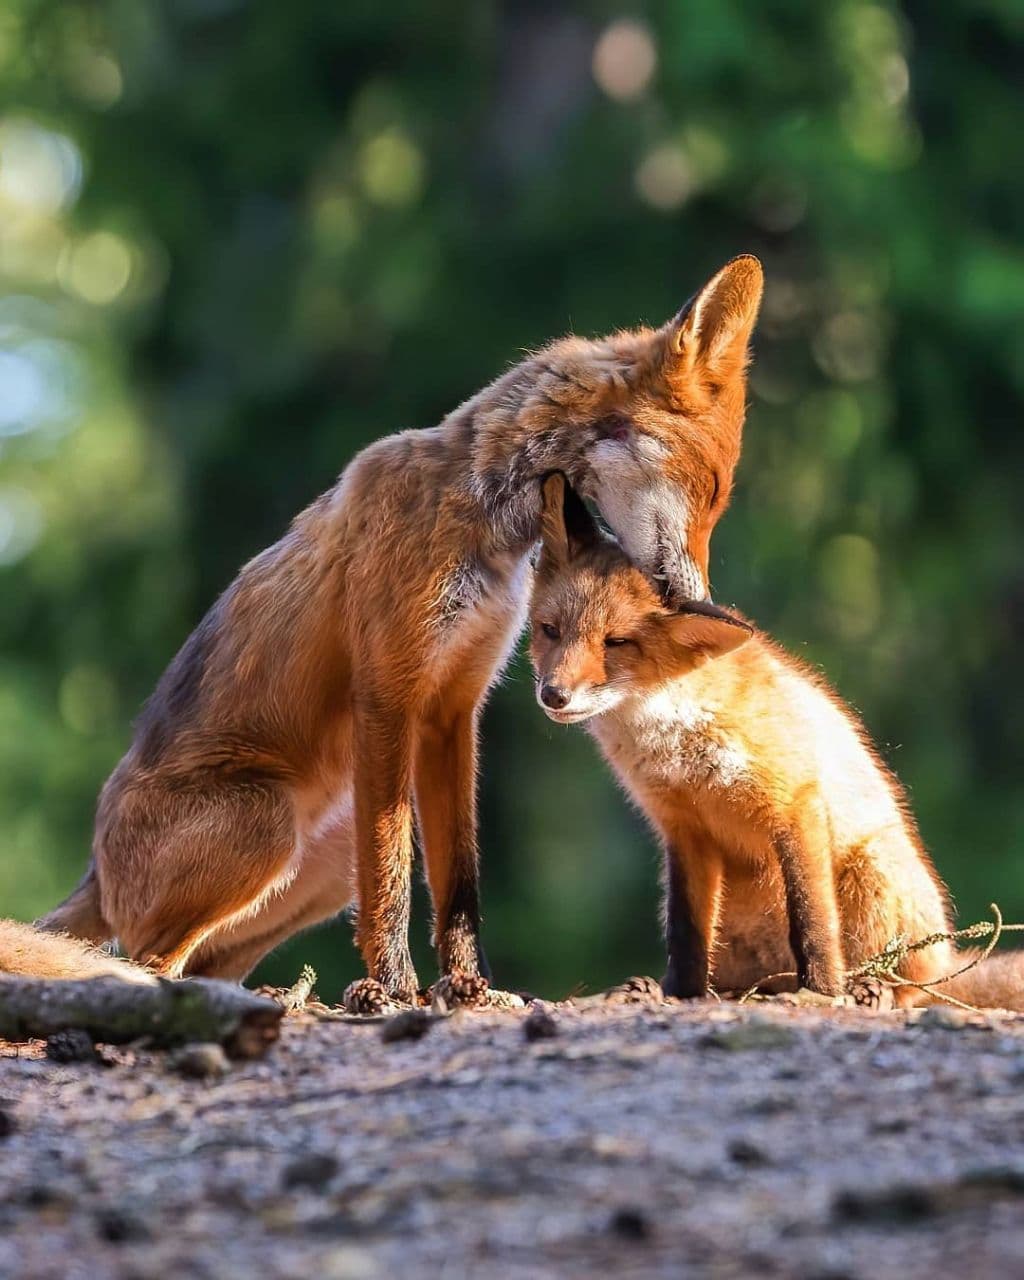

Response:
(710, 473), (721, 508)
(604, 635), (629, 648)
(541, 623), (561, 641)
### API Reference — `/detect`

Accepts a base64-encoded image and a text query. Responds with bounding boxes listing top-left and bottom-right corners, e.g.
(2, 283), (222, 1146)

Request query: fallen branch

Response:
(0, 974), (283, 1058)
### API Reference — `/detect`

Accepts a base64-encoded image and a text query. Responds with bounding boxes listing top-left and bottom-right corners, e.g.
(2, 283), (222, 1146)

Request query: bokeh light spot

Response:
(0, 349), (49, 435)
(813, 311), (883, 383)
(358, 130), (425, 207)
(881, 53), (910, 106)
(0, 488), (43, 565)
(0, 118), (82, 216)
(312, 192), (360, 252)
(59, 231), (133, 305)
(65, 48), (123, 109)
(0, 338), (78, 435)
(634, 145), (692, 211)
(59, 664), (117, 735)
(592, 20), (657, 102)
(818, 533), (881, 639)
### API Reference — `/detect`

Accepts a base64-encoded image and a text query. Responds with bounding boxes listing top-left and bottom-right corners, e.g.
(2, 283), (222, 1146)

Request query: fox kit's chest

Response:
(594, 686), (751, 797)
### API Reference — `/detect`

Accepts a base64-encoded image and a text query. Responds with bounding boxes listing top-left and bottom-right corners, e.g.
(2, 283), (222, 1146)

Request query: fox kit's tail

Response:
(0, 919), (153, 984)
(917, 949), (1024, 1012)
(35, 864), (110, 944)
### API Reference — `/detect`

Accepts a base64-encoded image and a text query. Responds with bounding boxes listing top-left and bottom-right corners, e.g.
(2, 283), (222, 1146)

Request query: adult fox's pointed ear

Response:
(662, 599), (752, 661)
(539, 473), (600, 565)
(667, 255), (763, 377)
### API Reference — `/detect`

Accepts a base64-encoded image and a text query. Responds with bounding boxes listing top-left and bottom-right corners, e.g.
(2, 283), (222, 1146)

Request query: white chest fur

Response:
(594, 684), (751, 794)
(430, 553), (532, 681)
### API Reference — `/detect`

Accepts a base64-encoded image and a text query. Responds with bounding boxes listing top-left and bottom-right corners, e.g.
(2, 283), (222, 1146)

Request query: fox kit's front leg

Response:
(772, 807), (845, 996)
(353, 699), (418, 1002)
(414, 699), (489, 979)
(661, 843), (724, 999)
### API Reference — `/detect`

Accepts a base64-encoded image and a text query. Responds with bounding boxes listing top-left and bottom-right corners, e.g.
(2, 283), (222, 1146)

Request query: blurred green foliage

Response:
(1, 1), (1022, 999)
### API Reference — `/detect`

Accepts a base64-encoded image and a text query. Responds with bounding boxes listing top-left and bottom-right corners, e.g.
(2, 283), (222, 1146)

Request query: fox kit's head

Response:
(526, 255), (763, 604)
(529, 474), (752, 723)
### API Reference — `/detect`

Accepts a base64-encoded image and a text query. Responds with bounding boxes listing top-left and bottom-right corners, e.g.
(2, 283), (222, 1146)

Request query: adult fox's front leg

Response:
(353, 698), (418, 1001)
(414, 698), (489, 980)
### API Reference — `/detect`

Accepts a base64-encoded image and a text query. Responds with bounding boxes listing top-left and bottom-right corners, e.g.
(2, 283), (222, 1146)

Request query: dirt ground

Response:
(2, 993), (1024, 1280)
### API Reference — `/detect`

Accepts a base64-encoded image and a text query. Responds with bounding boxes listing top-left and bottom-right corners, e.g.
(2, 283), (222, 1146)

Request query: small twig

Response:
(737, 971), (799, 1004)
(279, 964), (317, 1014)
(860, 903), (1019, 1012)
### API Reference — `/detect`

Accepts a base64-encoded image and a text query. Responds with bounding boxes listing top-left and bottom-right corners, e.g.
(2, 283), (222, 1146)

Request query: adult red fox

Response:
(529, 474), (1024, 1010)
(32, 257), (764, 1000)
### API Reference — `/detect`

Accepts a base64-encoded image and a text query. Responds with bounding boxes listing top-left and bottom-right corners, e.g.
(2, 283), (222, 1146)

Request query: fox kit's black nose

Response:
(541, 684), (571, 710)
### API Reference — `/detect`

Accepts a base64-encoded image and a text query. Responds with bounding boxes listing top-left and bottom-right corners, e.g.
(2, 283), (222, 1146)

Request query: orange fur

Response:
(35, 259), (765, 996)
(530, 476), (1024, 1011)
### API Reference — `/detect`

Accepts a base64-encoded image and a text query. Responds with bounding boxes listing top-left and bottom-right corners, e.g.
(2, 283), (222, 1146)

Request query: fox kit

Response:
(38, 258), (765, 999)
(530, 475), (1024, 1010)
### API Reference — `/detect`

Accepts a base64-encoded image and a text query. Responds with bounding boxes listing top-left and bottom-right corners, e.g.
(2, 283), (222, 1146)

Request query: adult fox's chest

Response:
(428, 552), (533, 688)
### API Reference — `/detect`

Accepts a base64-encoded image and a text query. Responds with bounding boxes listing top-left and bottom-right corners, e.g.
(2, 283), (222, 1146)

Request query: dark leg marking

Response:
(774, 829), (844, 996)
(661, 854), (710, 999)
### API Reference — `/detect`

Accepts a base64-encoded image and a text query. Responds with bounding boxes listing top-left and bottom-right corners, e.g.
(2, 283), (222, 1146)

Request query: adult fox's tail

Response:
(35, 864), (110, 944)
(0, 919), (152, 983)
(919, 949), (1024, 1012)
(1, 864), (149, 984)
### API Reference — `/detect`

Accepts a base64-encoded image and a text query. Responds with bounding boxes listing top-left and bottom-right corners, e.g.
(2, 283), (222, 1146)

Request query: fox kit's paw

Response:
(660, 969), (707, 1001)
(431, 971), (490, 1011)
(606, 975), (665, 1004)
(343, 978), (397, 1016)
(844, 976), (897, 1012)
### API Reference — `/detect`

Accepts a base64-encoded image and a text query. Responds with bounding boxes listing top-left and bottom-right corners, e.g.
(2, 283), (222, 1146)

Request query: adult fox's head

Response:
(529, 474), (751, 723)
(472, 254), (762, 604)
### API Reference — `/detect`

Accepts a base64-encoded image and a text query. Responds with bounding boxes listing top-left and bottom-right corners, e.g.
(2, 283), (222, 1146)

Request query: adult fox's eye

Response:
(710, 473), (721, 508)
(541, 623), (561, 641)
(604, 636), (629, 648)
(596, 413), (631, 443)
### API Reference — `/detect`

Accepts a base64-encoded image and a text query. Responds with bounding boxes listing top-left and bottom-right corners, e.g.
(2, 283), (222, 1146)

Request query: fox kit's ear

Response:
(663, 599), (752, 660)
(668, 254), (763, 375)
(539, 472), (600, 565)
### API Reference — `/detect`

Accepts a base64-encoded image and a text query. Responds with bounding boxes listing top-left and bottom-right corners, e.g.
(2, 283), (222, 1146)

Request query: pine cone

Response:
(45, 1029), (98, 1064)
(432, 971), (490, 1011)
(343, 977), (392, 1015)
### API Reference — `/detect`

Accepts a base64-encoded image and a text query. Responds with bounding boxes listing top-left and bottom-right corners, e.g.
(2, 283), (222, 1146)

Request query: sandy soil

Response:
(2, 994), (1024, 1279)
